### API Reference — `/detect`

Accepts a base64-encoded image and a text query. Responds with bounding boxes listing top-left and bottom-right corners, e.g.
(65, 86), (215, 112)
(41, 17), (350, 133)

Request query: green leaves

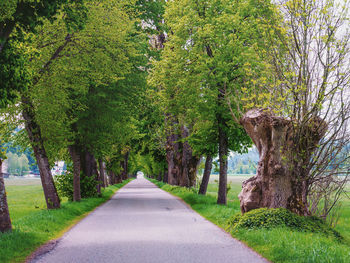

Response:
(148, 0), (275, 155)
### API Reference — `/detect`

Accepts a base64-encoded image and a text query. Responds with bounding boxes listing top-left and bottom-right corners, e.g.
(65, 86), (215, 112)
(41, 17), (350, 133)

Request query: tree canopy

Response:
(1, 0), (349, 228)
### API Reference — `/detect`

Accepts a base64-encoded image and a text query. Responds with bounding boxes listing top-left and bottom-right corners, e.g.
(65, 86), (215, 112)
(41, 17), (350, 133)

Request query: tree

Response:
(25, 0), (146, 201)
(0, 0), (57, 226)
(198, 156), (213, 195)
(15, 1), (88, 209)
(149, 0), (272, 203)
(0, 158), (11, 232)
(236, 0), (350, 219)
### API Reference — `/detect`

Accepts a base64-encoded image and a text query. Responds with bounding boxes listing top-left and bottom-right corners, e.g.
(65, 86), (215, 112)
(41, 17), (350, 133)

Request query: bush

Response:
(227, 208), (342, 240)
(55, 167), (99, 201)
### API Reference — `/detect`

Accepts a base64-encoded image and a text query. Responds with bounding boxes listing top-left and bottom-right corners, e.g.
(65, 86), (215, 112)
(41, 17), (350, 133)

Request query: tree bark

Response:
(157, 171), (162, 181)
(108, 170), (116, 185)
(166, 121), (200, 187)
(238, 109), (326, 216)
(163, 169), (168, 183)
(116, 171), (123, 184)
(98, 159), (108, 188)
(81, 150), (101, 194)
(199, 156), (213, 195)
(68, 145), (81, 202)
(217, 96), (229, 205)
(179, 126), (200, 187)
(22, 95), (60, 209)
(121, 152), (129, 180)
(166, 131), (180, 185)
(0, 161), (12, 233)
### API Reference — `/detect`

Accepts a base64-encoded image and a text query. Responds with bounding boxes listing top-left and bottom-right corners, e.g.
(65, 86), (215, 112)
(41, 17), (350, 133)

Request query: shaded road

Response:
(31, 177), (268, 263)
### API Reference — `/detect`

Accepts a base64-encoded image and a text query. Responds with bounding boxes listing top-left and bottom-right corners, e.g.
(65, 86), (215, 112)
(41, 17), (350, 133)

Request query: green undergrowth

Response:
(228, 208), (342, 240)
(149, 178), (350, 263)
(0, 179), (133, 263)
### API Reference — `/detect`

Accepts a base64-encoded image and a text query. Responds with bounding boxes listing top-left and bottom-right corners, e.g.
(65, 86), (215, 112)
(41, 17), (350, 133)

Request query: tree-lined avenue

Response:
(31, 177), (267, 263)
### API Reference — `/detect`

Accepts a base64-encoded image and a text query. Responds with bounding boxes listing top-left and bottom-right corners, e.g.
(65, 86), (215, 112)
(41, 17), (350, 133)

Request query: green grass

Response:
(0, 178), (133, 263)
(149, 178), (350, 263)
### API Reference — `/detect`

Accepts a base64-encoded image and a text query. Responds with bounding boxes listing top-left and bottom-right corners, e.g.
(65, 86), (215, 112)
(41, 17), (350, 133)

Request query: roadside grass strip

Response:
(0, 179), (133, 263)
(148, 178), (350, 263)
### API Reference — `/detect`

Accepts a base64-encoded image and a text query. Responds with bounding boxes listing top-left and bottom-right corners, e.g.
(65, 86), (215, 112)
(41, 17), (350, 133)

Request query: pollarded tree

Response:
(149, 0), (274, 203)
(235, 0), (350, 218)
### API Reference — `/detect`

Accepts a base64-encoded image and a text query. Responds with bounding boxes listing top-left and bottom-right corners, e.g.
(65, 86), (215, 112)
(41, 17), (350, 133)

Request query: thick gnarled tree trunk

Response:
(199, 156), (213, 195)
(0, 161), (12, 232)
(166, 131), (180, 185)
(238, 109), (326, 216)
(22, 95), (60, 209)
(166, 125), (200, 188)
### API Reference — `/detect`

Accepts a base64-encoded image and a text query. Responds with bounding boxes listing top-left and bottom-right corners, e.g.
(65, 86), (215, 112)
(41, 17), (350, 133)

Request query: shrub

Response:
(227, 208), (342, 240)
(55, 167), (99, 201)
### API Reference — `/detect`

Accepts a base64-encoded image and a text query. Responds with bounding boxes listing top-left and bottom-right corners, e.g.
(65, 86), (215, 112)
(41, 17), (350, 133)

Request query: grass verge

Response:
(149, 178), (350, 263)
(0, 179), (133, 263)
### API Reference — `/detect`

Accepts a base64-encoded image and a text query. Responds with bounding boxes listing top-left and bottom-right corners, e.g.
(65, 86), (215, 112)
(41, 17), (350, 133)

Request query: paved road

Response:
(31, 177), (268, 263)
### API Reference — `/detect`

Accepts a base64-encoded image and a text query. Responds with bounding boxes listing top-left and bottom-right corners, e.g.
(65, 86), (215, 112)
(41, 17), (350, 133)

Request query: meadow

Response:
(150, 175), (350, 263)
(0, 178), (132, 263)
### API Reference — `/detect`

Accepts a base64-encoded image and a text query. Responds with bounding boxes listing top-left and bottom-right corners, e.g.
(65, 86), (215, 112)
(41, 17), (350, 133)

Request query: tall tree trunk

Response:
(217, 94), (229, 205)
(238, 109), (326, 216)
(81, 150), (101, 194)
(68, 144), (81, 202)
(199, 156), (213, 195)
(116, 171), (123, 184)
(121, 152), (129, 180)
(22, 95), (60, 209)
(166, 123), (200, 187)
(166, 131), (180, 185)
(157, 171), (162, 181)
(0, 161), (12, 232)
(98, 159), (107, 188)
(108, 170), (116, 185)
(163, 169), (168, 183)
(179, 126), (200, 187)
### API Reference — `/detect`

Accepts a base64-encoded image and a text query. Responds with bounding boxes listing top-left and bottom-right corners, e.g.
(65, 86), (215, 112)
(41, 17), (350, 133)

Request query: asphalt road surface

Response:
(31, 177), (268, 263)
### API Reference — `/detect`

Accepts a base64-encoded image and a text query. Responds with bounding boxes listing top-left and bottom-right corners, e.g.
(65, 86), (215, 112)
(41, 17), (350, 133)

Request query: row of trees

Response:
(0, 0), (151, 232)
(1, 0), (350, 233)
(145, 0), (350, 219)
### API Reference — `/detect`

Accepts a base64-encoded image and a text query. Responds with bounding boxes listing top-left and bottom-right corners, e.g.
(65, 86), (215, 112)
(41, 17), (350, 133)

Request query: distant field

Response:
(207, 174), (251, 184)
(5, 178), (41, 186)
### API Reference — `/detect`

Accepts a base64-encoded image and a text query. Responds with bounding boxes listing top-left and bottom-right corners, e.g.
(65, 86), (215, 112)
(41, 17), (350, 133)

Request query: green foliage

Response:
(0, 0), (86, 37)
(148, 0), (278, 158)
(227, 208), (342, 240)
(55, 168), (99, 201)
(0, 38), (31, 107)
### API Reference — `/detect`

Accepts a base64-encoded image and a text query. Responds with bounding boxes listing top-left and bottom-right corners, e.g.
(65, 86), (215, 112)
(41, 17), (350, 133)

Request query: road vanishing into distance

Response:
(30, 177), (268, 263)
